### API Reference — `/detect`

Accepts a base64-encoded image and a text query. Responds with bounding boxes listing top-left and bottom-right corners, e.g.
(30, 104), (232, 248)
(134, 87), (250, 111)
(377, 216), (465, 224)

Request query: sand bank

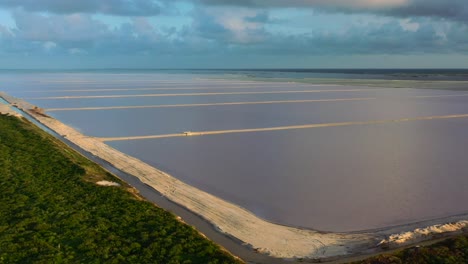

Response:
(2, 91), (468, 261)
(23, 84), (341, 93)
(0, 105), (20, 117)
(98, 113), (468, 142)
(379, 220), (468, 248)
(46, 97), (375, 112)
(28, 89), (370, 100)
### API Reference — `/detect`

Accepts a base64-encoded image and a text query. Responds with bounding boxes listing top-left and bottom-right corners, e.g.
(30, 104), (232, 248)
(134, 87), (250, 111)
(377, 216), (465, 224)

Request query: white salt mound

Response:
(379, 220), (468, 247)
(96, 180), (121, 187)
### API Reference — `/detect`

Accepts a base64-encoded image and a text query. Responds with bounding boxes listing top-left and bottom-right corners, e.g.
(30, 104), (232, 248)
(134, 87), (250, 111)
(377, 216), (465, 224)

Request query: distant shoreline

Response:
(1, 68), (468, 79)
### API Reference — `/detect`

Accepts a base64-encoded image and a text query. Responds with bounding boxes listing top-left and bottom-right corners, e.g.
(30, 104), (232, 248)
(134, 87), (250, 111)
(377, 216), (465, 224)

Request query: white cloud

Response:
(1, 2), (468, 62)
(0, 24), (12, 36)
(42, 41), (57, 51)
(211, 9), (265, 43)
(400, 19), (419, 32)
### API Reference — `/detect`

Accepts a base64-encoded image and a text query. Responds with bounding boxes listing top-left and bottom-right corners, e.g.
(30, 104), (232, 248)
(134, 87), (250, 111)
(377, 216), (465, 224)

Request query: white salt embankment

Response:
(379, 221), (468, 248)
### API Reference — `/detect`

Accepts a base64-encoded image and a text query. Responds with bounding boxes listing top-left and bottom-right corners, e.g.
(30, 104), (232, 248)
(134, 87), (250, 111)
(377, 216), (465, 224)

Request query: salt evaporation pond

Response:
(2, 72), (468, 232)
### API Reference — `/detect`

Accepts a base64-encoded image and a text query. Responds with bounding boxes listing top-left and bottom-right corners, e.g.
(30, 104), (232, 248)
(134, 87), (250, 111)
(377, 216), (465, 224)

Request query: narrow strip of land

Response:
(28, 89), (370, 100)
(23, 84), (341, 93)
(37, 80), (272, 84)
(43, 93), (468, 112)
(412, 94), (468, 98)
(98, 113), (468, 142)
(46, 97), (376, 112)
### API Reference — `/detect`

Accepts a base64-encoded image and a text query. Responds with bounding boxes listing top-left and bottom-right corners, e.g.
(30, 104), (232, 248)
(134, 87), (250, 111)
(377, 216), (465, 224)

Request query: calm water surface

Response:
(108, 120), (468, 232)
(47, 96), (468, 137)
(2, 72), (468, 232)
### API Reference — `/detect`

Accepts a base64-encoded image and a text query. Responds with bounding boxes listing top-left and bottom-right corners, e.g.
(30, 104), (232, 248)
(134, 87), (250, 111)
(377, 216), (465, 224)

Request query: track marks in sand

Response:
(98, 113), (468, 142)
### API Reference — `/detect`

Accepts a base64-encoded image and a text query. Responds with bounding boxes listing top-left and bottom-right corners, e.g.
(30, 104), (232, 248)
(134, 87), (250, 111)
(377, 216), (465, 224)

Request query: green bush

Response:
(0, 115), (241, 264)
(358, 235), (468, 264)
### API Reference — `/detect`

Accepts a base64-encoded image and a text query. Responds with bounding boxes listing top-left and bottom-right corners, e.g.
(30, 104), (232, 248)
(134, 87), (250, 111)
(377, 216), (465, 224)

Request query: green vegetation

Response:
(0, 114), (241, 264)
(358, 235), (468, 264)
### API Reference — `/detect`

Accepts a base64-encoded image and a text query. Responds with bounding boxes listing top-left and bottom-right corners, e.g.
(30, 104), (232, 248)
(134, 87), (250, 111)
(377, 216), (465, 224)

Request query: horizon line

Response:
(1, 68), (468, 72)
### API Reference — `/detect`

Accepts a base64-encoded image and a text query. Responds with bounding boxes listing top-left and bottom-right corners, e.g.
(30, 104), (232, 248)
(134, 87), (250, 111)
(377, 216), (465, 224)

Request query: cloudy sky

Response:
(0, 0), (467, 68)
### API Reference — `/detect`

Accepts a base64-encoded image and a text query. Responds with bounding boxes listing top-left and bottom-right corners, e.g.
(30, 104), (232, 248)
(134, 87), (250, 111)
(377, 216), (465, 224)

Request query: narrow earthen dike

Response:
(98, 113), (468, 142)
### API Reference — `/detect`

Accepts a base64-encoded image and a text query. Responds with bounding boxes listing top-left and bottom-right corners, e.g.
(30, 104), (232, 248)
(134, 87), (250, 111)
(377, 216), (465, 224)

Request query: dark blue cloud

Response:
(0, 0), (165, 16)
(1, 9), (467, 58)
(1, 1), (468, 69)
(384, 0), (468, 22)
(6, 0), (467, 22)
(244, 11), (283, 24)
(198, 0), (468, 23)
